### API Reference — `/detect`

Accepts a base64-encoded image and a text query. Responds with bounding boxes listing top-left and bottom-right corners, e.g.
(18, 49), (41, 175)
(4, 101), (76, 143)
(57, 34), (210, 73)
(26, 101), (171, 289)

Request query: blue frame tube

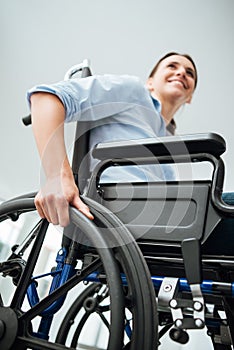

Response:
(84, 274), (234, 297)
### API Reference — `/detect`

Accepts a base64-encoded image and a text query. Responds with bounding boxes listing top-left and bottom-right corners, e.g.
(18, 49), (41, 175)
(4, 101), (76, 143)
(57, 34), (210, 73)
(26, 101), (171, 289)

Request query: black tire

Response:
(85, 196), (158, 350)
(0, 196), (158, 350)
(0, 199), (126, 350)
(56, 198), (158, 350)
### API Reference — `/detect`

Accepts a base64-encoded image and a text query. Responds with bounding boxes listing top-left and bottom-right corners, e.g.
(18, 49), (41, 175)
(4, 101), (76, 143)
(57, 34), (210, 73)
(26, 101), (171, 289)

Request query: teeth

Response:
(170, 80), (185, 88)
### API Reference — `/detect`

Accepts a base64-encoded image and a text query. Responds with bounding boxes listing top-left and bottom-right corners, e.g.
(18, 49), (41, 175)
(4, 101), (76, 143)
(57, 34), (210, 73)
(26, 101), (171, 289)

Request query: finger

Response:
(34, 194), (46, 219)
(46, 194), (59, 225)
(56, 196), (70, 227)
(72, 196), (94, 220)
(35, 193), (59, 225)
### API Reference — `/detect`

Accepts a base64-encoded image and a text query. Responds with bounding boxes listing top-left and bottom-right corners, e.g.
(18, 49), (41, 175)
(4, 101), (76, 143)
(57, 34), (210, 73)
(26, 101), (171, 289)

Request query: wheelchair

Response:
(0, 60), (233, 350)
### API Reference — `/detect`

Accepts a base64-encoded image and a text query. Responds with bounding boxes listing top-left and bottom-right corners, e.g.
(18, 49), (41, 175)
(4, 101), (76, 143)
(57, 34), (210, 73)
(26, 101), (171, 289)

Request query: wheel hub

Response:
(0, 307), (18, 350)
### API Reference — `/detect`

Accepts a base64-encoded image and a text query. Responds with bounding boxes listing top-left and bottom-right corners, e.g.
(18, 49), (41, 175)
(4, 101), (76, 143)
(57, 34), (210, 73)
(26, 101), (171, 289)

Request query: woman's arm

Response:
(31, 92), (94, 227)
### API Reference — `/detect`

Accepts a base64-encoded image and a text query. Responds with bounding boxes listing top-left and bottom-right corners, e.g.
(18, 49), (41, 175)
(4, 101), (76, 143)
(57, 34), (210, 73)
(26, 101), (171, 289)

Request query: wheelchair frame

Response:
(0, 60), (233, 350)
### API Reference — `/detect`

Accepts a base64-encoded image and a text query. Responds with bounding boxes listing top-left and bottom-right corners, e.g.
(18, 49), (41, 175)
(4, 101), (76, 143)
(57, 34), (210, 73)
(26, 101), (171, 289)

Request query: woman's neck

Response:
(161, 103), (180, 125)
(151, 93), (181, 125)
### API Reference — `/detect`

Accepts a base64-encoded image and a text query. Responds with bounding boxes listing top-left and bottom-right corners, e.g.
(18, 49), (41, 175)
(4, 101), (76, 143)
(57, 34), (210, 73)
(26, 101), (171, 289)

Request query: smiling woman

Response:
(146, 52), (197, 125)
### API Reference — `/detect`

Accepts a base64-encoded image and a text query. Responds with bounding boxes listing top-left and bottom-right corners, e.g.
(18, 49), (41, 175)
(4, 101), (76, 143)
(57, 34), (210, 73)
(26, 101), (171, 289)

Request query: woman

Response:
(28, 52), (197, 227)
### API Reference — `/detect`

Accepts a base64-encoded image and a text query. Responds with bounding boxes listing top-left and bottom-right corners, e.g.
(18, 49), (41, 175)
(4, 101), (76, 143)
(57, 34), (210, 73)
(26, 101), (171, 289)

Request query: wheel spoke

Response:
(10, 220), (48, 310)
(19, 257), (102, 322)
(97, 310), (110, 331)
(16, 335), (75, 350)
(71, 311), (91, 348)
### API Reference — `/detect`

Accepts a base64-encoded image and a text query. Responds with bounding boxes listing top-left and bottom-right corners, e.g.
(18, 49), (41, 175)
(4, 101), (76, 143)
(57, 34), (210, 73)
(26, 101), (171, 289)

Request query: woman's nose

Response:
(176, 66), (186, 77)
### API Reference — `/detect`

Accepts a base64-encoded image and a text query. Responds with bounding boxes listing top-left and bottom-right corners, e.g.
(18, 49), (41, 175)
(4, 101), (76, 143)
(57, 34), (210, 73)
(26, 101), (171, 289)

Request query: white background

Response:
(1, 0), (234, 200)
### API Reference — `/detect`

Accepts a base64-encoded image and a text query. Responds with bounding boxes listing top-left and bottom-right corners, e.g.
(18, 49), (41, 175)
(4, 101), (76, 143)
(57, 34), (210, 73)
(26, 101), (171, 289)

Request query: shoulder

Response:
(94, 74), (148, 100)
(75, 74), (149, 105)
(28, 74), (146, 96)
(86, 74), (145, 90)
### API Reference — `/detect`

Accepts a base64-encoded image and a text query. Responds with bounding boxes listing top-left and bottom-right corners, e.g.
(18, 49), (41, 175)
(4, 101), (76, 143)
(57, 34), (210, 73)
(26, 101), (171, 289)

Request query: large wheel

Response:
(0, 196), (158, 350)
(55, 197), (158, 350)
(0, 198), (125, 349)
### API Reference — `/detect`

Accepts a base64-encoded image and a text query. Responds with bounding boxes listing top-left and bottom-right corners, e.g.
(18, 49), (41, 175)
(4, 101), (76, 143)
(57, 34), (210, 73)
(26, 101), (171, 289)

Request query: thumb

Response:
(72, 194), (94, 220)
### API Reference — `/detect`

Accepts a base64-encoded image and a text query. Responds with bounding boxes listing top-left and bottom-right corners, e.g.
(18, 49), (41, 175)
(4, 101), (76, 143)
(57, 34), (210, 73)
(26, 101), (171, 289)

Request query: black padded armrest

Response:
(92, 133), (226, 161)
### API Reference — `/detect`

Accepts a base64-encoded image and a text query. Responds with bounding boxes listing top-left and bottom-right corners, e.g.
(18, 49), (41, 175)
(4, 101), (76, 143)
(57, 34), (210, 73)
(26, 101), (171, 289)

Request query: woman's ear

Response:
(146, 77), (154, 92)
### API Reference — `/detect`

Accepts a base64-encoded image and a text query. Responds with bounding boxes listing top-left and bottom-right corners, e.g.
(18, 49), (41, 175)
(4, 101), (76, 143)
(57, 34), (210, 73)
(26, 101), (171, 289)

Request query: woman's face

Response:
(147, 55), (196, 106)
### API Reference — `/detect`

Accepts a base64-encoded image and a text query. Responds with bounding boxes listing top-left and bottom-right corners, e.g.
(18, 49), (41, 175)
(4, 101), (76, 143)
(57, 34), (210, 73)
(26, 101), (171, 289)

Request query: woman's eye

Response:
(186, 70), (195, 78)
(168, 63), (176, 68)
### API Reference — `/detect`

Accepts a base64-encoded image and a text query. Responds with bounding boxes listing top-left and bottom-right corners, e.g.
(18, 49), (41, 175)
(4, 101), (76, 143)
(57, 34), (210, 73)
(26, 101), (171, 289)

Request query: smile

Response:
(168, 79), (187, 89)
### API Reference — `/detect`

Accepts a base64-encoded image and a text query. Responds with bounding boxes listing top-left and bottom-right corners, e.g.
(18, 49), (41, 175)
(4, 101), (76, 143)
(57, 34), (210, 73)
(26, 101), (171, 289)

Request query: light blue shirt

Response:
(27, 74), (174, 183)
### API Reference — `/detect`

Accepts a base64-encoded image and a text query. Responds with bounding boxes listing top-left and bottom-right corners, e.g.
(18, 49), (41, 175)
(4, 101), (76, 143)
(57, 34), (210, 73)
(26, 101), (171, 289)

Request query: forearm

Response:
(30, 92), (94, 225)
(30, 92), (69, 178)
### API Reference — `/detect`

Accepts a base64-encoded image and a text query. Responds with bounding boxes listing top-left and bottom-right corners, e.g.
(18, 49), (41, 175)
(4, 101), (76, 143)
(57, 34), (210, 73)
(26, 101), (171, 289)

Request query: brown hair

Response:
(148, 51), (198, 89)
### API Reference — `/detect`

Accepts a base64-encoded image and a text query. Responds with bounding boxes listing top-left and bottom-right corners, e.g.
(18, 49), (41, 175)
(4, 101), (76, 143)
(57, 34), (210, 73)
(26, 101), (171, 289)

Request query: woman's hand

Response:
(34, 164), (94, 227)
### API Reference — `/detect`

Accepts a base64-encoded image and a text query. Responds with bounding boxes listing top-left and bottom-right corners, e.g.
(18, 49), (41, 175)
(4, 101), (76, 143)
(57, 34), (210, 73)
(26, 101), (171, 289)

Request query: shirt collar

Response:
(150, 95), (171, 135)
(150, 95), (162, 114)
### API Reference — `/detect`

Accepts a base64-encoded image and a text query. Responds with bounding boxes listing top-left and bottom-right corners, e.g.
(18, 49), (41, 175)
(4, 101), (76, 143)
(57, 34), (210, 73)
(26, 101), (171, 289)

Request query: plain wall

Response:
(1, 0), (234, 199)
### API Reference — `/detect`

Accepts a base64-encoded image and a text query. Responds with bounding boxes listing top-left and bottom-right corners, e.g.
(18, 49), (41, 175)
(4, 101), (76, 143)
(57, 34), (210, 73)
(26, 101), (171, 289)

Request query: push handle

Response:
(81, 66), (92, 78)
(22, 59), (91, 126)
(64, 59), (91, 80)
(22, 114), (32, 126)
